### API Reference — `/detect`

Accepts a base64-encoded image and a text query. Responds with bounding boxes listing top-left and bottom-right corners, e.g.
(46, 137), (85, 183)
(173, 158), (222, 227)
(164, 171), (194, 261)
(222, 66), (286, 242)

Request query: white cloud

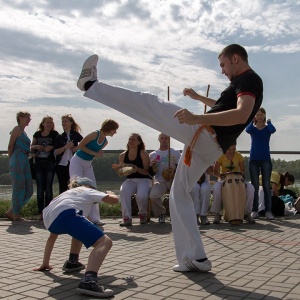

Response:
(0, 0), (300, 161)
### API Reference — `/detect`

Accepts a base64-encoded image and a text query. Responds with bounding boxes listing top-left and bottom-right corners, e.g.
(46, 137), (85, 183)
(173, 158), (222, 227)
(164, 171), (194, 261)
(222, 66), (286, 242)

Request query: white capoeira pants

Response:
(85, 81), (222, 264)
(190, 181), (211, 216)
(211, 181), (254, 214)
(69, 155), (101, 223)
(120, 178), (152, 219)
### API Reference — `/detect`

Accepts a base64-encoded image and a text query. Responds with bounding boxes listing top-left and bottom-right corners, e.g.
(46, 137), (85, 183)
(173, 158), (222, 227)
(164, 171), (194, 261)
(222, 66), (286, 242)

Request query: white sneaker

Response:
(173, 264), (191, 272)
(251, 211), (259, 219)
(265, 211), (274, 220)
(92, 220), (105, 226)
(244, 213), (256, 224)
(77, 54), (98, 91)
(173, 259), (212, 272)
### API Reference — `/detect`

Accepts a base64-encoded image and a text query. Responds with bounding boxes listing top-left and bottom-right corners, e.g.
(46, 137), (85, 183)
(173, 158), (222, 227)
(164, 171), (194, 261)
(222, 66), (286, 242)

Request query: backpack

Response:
(271, 196), (285, 216)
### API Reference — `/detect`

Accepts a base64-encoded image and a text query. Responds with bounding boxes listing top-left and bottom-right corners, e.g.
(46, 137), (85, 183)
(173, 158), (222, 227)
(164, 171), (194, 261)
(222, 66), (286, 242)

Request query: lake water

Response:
(0, 181), (123, 201)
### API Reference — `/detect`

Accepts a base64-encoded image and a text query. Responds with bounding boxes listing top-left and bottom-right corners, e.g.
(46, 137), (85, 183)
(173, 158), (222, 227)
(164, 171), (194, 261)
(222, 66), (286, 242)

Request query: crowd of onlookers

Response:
(4, 108), (299, 224)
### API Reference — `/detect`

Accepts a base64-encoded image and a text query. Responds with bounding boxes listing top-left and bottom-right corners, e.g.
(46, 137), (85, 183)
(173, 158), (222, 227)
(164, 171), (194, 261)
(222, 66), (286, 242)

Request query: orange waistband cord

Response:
(183, 125), (216, 167)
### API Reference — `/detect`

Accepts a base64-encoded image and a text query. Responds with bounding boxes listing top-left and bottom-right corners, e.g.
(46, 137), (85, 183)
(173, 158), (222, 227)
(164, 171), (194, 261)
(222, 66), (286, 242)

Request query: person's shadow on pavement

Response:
(39, 271), (138, 298)
(6, 222), (34, 235)
(182, 272), (281, 300)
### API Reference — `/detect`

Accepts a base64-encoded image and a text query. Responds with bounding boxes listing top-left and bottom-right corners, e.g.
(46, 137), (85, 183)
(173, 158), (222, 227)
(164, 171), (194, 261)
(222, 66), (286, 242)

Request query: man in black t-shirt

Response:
(76, 44), (263, 274)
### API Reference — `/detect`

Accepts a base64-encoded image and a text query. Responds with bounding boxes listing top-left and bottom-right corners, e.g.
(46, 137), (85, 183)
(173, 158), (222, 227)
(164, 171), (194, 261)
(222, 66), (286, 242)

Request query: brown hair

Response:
(37, 115), (55, 131)
(218, 44), (248, 63)
(16, 111), (30, 124)
(279, 172), (295, 193)
(126, 133), (145, 151)
(61, 114), (82, 132)
(254, 107), (266, 124)
(101, 119), (119, 133)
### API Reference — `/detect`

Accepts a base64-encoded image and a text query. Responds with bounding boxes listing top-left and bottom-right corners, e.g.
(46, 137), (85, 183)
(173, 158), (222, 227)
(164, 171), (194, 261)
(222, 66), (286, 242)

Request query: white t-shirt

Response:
(149, 148), (181, 182)
(43, 187), (107, 229)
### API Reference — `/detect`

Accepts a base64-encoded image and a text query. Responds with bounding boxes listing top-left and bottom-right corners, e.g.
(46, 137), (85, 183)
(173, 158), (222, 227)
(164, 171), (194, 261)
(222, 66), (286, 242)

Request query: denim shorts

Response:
(48, 209), (104, 248)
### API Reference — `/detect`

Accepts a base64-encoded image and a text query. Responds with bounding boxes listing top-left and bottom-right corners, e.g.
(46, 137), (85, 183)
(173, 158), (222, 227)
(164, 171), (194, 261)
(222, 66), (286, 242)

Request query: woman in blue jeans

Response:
(246, 107), (276, 220)
(31, 116), (58, 220)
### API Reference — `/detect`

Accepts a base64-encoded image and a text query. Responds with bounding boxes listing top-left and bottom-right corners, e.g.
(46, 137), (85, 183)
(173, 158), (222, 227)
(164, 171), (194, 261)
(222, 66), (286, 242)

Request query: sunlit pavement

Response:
(1, 215), (300, 299)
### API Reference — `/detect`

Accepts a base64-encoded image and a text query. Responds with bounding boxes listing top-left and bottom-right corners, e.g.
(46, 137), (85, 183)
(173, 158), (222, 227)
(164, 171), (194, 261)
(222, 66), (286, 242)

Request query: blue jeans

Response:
(249, 160), (272, 212)
(35, 160), (56, 213)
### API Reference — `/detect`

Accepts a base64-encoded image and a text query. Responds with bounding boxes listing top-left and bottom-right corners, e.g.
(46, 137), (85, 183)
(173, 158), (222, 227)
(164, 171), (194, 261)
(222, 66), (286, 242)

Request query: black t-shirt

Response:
(207, 69), (263, 153)
(124, 150), (150, 179)
(33, 131), (59, 160)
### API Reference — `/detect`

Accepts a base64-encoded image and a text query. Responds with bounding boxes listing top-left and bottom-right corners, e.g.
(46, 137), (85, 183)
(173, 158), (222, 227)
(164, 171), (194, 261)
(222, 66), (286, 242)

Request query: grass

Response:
(1, 186), (299, 219)
(0, 196), (122, 219)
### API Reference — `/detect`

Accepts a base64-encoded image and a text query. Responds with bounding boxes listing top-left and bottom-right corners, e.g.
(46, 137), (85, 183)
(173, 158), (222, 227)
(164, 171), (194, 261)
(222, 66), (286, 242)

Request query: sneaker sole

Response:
(77, 287), (114, 298)
(173, 260), (212, 272)
(62, 265), (85, 273)
(77, 54), (98, 91)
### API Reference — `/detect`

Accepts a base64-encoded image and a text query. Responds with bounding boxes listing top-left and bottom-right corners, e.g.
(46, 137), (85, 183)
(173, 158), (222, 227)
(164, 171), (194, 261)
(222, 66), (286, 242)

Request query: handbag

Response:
(29, 156), (36, 180)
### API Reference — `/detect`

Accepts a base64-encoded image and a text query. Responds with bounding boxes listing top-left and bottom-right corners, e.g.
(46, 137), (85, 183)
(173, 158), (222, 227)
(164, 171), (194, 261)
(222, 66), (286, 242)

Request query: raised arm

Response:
(183, 88), (216, 108)
(174, 94), (255, 126)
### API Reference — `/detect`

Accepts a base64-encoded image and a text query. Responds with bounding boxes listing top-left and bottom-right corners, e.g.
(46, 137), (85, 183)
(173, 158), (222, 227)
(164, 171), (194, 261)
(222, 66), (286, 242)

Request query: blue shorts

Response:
(48, 209), (104, 248)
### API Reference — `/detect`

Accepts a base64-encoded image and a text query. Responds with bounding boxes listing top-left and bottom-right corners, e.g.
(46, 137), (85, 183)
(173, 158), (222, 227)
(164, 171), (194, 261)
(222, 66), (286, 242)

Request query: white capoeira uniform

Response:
(190, 173), (211, 217)
(84, 81), (222, 264)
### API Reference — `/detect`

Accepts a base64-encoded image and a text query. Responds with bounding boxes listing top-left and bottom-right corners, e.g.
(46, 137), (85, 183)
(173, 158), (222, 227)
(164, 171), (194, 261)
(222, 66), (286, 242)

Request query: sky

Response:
(1, 0), (300, 160)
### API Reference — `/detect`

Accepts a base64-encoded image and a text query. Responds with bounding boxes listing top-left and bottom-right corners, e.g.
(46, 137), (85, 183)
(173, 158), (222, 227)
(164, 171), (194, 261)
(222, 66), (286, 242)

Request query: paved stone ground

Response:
(1, 215), (300, 300)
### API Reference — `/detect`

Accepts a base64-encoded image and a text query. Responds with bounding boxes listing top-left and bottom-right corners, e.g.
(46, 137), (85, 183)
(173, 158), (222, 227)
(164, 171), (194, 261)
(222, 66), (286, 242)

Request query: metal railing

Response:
(1, 150), (300, 156)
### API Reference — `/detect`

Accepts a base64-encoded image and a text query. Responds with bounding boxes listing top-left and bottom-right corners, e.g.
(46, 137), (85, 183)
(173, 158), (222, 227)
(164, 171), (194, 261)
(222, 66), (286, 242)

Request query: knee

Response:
(95, 235), (113, 250)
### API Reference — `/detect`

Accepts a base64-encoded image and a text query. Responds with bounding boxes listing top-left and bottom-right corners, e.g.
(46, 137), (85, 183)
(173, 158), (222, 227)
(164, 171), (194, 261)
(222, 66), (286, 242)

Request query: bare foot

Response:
(13, 216), (26, 221)
(33, 265), (53, 271)
(4, 212), (14, 221)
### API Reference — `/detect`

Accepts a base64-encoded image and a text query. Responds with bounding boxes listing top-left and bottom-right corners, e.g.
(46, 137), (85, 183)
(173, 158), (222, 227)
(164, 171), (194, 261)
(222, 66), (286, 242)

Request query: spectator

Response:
(246, 107), (276, 220)
(5, 111), (33, 221)
(118, 133), (152, 226)
(148, 133), (181, 223)
(69, 119), (119, 224)
(190, 167), (213, 225)
(210, 144), (255, 224)
(258, 171), (295, 213)
(54, 114), (83, 194)
(31, 115), (58, 220)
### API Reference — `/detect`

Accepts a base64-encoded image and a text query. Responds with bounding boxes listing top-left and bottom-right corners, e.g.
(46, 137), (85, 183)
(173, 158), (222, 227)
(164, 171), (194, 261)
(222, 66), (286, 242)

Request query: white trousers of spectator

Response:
(85, 81), (222, 264)
(211, 181), (255, 214)
(190, 181), (211, 216)
(149, 180), (172, 217)
(258, 186), (270, 211)
(120, 178), (152, 219)
(69, 155), (101, 223)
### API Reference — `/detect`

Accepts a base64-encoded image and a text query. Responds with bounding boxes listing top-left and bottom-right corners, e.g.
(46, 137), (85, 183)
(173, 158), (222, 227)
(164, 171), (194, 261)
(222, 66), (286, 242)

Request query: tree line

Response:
(0, 153), (299, 185)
